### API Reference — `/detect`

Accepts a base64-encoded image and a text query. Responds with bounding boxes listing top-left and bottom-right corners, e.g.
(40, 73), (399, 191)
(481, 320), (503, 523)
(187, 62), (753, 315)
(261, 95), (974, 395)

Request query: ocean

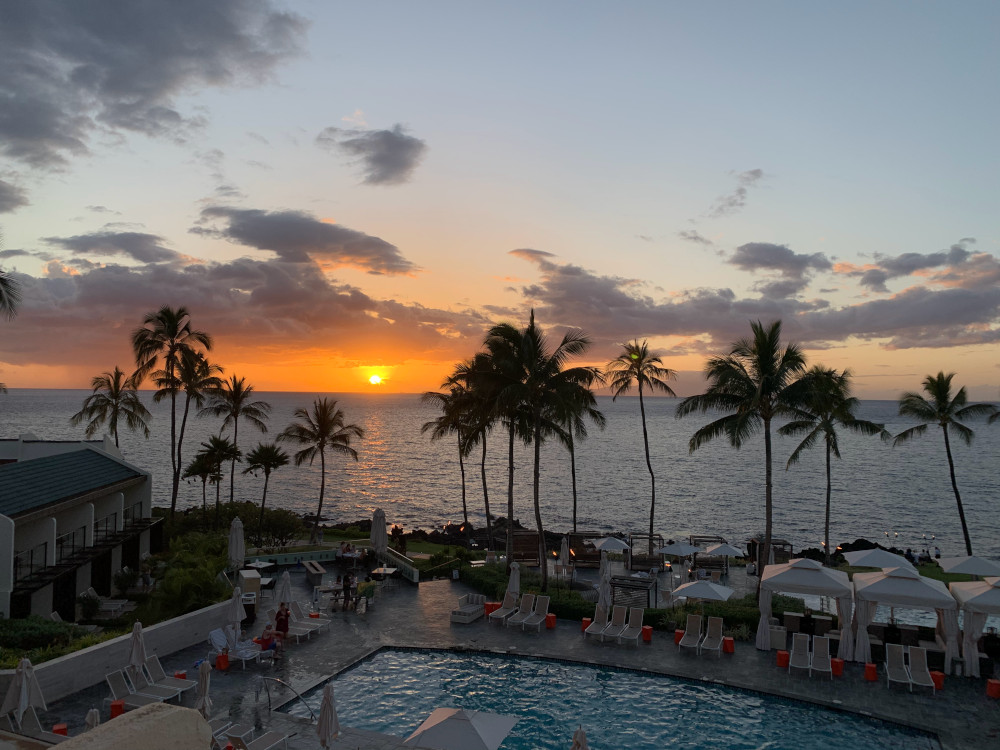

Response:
(3, 389), (999, 561)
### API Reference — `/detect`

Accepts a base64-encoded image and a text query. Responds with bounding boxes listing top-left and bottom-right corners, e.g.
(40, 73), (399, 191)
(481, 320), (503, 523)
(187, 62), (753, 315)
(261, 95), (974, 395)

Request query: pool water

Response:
(284, 649), (940, 750)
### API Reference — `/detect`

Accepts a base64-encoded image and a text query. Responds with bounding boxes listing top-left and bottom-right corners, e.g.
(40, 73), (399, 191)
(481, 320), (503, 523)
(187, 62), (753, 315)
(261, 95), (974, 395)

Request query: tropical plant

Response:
(242, 442), (290, 545)
(675, 320), (807, 578)
(779, 367), (889, 564)
(421, 383), (473, 540)
(482, 312), (600, 591)
(69, 366), (151, 447)
(0, 230), (21, 321)
(131, 306), (212, 516)
(278, 398), (364, 544)
(606, 339), (675, 550)
(183, 453), (216, 512)
(196, 435), (240, 526)
(201, 375), (270, 505)
(553, 376), (606, 534)
(893, 372), (997, 556)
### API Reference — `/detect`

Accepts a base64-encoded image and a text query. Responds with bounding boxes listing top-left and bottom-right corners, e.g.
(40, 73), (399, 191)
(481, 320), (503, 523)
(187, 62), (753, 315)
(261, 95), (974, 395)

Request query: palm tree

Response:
(153, 350), (224, 518)
(554, 381), (606, 534)
(131, 306), (212, 511)
(70, 367), (152, 447)
(201, 375), (271, 505)
(0, 230), (21, 320)
(243, 442), (290, 545)
(779, 367), (889, 564)
(606, 340), (676, 552)
(183, 453), (217, 513)
(278, 398), (363, 544)
(484, 312), (599, 591)
(196, 435), (241, 527)
(421, 385), (473, 539)
(894, 372), (997, 556)
(676, 320), (807, 575)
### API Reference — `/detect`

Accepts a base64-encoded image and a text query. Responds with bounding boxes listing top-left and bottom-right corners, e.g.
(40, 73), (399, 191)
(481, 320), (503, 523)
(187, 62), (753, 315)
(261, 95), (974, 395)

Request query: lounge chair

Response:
(505, 594), (536, 628)
(885, 643), (911, 690)
(601, 606), (628, 642)
(788, 632), (811, 674)
(226, 730), (288, 750)
(208, 718), (233, 750)
(489, 591), (519, 624)
(907, 646), (936, 693)
(678, 614), (702, 653)
(86, 586), (130, 617)
(208, 628), (259, 668)
(584, 605), (608, 639)
(290, 600), (331, 628)
(18, 706), (67, 744)
(128, 665), (182, 701)
(521, 595), (550, 631)
(144, 655), (197, 694)
(617, 607), (644, 646)
(811, 636), (832, 679)
(700, 616), (724, 657)
(450, 593), (487, 624)
(262, 610), (310, 644)
(286, 603), (326, 634)
(106, 670), (164, 709)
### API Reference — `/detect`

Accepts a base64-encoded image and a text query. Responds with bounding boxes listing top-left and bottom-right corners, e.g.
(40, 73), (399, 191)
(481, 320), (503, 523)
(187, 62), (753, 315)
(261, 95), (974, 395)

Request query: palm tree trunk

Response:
(214, 472), (221, 527)
(639, 384), (655, 555)
(824, 442), (832, 566)
(532, 416), (547, 592)
(569, 434), (578, 534)
(230, 419), (239, 504)
(201, 480), (207, 512)
(506, 423), (515, 566)
(257, 472), (271, 546)
(172, 392), (193, 520)
(169, 355), (179, 515)
(942, 426), (973, 555)
(457, 433), (470, 542)
(311, 449), (326, 545)
(480, 437), (493, 552)
(761, 416), (773, 595)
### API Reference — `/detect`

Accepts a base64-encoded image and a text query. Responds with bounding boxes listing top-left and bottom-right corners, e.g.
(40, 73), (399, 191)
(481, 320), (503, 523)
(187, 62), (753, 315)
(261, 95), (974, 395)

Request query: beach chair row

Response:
(676, 614), (725, 656)
(786, 632), (833, 678)
(105, 654), (199, 710)
(487, 592), (551, 631)
(584, 604), (644, 646)
(885, 643), (937, 693)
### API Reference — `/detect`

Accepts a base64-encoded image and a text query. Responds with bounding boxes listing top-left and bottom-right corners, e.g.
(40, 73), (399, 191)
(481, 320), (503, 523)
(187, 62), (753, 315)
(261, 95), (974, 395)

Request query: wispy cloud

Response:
(708, 169), (764, 218)
(0, 179), (29, 213)
(316, 124), (427, 185)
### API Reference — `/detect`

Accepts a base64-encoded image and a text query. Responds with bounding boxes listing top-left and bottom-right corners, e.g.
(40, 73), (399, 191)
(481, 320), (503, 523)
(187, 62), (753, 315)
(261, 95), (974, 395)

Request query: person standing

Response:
(275, 602), (290, 644)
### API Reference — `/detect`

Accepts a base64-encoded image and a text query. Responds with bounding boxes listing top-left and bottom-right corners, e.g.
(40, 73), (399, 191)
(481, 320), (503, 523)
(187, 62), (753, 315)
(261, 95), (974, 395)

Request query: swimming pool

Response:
(284, 649), (940, 749)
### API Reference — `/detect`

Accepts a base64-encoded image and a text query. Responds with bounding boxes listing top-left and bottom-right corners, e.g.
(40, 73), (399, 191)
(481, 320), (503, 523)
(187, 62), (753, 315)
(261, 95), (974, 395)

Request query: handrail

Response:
(253, 675), (316, 721)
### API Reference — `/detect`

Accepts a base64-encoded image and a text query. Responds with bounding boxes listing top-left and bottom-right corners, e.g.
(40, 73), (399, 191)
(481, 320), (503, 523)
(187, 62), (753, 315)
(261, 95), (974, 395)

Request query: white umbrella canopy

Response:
(227, 586), (248, 628)
(592, 537), (630, 552)
(0, 658), (46, 726)
(228, 516), (246, 570)
(403, 707), (518, 750)
(194, 659), (213, 719)
(316, 683), (340, 748)
(843, 548), (914, 570)
(657, 542), (701, 557)
(559, 536), (570, 566)
(760, 558), (852, 597)
(853, 567), (956, 609)
(84, 708), (100, 731)
(274, 570), (293, 607)
(571, 725), (590, 750)
(950, 577), (1000, 614)
(128, 621), (147, 678)
(938, 556), (1000, 577)
(704, 543), (745, 558)
(672, 580), (735, 603)
(371, 508), (388, 558)
(507, 562), (520, 594)
(597, 562), (613, 611)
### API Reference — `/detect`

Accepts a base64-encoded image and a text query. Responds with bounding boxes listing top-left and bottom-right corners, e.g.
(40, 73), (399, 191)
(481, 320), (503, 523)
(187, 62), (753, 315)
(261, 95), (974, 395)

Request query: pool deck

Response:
(45, 566), (1000, 750)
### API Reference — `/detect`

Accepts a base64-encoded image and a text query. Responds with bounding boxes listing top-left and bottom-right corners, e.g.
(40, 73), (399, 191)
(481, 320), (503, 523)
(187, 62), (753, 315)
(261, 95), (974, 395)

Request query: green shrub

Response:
(77, 592), (100, 620)
(114, 567), (140, 596)
(0, 616), (78, 650)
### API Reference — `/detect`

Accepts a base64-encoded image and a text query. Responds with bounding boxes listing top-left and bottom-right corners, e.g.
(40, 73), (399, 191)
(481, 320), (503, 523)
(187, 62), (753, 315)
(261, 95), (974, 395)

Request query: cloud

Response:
(195, 206), (418, 275)
(0, 1), (306, 170)
(837, 239), (983, 292)
(728, 242), (832, 297)
(316, 124), (427, 185)
(709, 169), (764, 218)
(85, 205), (120, 215)
(44, 231), (180, 263)
(0, 179), (29, 213)
(677, 230), (714, 247)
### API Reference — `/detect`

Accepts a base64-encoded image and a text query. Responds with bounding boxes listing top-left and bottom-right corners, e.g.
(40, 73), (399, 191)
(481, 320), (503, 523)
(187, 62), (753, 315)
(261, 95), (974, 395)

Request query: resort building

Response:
(0, 434), (160, 620)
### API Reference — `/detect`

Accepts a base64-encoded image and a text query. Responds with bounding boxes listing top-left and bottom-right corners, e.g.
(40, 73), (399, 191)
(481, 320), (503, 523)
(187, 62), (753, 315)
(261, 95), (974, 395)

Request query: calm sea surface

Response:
(3, 390), (999, 561)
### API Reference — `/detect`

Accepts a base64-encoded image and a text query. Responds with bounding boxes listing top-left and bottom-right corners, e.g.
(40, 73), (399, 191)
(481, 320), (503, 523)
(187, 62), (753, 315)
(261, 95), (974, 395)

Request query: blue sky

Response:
(0, 1), (998, 396)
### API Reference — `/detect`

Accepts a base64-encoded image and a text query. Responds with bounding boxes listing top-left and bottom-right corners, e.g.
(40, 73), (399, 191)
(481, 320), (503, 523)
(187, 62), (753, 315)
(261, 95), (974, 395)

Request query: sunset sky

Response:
(1, 2), (998, 398)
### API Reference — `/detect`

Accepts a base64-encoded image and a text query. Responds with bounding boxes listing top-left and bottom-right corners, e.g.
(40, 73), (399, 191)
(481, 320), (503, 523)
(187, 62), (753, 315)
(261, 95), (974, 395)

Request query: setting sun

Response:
(369, 374), (382, 385)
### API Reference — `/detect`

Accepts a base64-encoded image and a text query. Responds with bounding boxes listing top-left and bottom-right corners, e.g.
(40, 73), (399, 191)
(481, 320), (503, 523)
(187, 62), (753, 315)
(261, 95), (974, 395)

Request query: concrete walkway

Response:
(45, 566), (1000, 750)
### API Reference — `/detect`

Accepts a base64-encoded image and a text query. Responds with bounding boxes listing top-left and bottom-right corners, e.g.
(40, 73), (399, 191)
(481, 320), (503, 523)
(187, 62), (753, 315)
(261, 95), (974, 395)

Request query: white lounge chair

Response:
(450, 593), (487, 624)
(584, 605), (608, 639)
(678, 614), (702, 653)
(226, 729), (288, 750)
(208, 628), (261, 668)
(144, 655), (197, 695)
(601, 606), (628, 642)
(287, 603), (326, 634)
(506, 594), (536, 628)
(885, 643), (911, 690)
(907, 646), (936, 693)
(289, 600), (331, 629)
(788, 632), (811, 674)
(522, 595), (550, 631)
(128, 665), (181, 701)
(617, 607), (644, 646)
(262, 610), (310, 644)
(18, 706), (67, 744)
(488, 591), (519, 625)
(106, 670), (163, 709)
(811, 636), (832, 678)
(700, 616), (724, 657)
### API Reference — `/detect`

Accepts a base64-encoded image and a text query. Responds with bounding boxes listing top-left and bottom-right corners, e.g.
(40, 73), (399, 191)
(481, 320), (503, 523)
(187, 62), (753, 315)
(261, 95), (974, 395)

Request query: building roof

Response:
(0, 449), (146, 518)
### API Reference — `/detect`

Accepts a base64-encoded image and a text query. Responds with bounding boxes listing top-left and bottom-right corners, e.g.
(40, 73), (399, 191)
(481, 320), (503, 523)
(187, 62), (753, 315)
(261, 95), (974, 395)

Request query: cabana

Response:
(949, 576), (1000, 678)
(853, 566), (960, 674)
(755, 558), (854, 660)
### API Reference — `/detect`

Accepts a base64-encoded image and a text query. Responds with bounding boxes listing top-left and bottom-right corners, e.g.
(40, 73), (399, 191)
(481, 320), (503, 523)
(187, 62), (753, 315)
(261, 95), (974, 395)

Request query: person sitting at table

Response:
(339, 541), (348, 557)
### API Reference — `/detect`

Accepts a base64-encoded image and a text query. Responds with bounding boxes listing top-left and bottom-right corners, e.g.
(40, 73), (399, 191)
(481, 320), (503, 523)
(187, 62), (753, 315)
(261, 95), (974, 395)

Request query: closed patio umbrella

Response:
(227, 586), (247, 629)
(128, 621), (147, 680)
(0, 657), (46, 726)
(228, 516), (245, 571)
(403, 707), (518, 750)
(559, 537), (570, 566)
(194, 659), (213, 719)
(274, 570), (293, 607)
(85, 708), (100, 731)
(507, 561), (520, 594)
(597, 562), (612, 611)
(371, 508), (388, 558)
(316, 683), (340, 748)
